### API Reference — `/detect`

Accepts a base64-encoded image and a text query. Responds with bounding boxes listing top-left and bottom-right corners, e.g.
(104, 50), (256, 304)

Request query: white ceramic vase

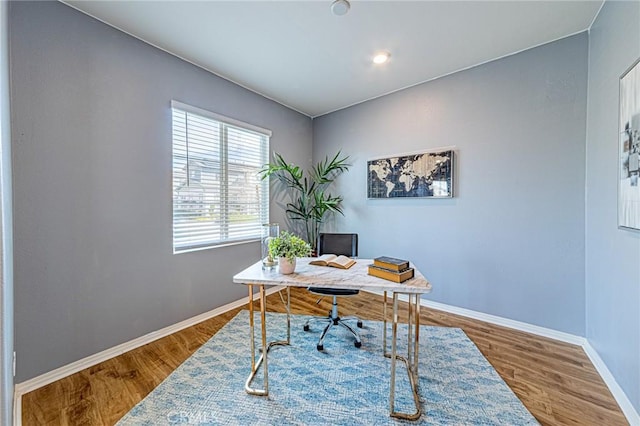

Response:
(278, 257), (296, 274)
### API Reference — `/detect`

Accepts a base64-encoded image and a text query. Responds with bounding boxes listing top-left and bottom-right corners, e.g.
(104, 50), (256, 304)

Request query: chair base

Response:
(303, 296), (363, 350)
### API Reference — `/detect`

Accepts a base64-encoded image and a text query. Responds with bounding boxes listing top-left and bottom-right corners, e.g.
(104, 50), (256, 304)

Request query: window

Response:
(171, 101), (270, 253)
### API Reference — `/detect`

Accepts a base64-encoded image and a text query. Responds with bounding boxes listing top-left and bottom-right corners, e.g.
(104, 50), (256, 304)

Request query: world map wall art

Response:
(619, 58), (640, 231)
(367, 149), (454, 199)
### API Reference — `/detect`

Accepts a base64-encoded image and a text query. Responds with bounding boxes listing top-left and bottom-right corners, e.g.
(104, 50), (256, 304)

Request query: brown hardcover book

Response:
(368, 265), (414, 283)
(309, 254), (356, 269)
(373, 256), (410, 272)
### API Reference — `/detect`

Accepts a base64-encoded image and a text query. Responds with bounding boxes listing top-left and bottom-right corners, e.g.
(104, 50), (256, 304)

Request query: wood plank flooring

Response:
(21, 288), (628, 425)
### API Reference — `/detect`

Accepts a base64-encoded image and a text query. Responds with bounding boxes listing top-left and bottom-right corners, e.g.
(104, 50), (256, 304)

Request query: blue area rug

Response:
(118, 311), (538, 425)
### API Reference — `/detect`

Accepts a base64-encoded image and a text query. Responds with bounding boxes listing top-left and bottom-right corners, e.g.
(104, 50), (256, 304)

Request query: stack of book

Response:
(368, 256), (414, 283)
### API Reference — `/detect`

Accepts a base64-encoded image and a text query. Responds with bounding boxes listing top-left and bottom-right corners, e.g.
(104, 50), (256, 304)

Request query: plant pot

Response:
(279, 257), (296, 274)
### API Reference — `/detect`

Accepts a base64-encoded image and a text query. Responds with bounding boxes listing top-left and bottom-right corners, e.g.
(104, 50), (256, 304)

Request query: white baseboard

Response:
(366, 290), (587, 345)
(12, 285), (284, 425)
(367, 291), (638, 426)
(421, 298), (587, 346)
(583, 341), (640, 426)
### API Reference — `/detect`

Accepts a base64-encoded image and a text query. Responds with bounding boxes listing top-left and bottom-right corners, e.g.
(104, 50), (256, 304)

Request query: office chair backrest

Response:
(318, 233), (358, 257)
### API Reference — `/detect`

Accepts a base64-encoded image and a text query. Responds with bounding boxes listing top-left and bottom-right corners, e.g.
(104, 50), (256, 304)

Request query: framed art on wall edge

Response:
(619, 57), (640, 231)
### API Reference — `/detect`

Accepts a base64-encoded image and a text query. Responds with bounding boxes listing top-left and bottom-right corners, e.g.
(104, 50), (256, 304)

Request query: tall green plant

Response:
(260, 151), (350, 250)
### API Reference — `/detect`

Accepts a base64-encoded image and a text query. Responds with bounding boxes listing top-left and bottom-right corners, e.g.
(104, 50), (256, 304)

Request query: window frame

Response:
(171, 100), (271, 254)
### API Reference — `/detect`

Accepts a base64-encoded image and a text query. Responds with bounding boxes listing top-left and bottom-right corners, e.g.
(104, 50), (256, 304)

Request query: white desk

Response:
(233, 258), (432, 420)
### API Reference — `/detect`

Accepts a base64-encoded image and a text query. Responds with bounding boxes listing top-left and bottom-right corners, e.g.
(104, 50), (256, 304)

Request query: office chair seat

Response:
(307, 287), (359, 297)
(304, 233), (363, 351)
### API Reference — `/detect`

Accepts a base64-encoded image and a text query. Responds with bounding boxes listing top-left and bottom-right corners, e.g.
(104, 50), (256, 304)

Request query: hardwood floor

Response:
(22, 288), (628, 425)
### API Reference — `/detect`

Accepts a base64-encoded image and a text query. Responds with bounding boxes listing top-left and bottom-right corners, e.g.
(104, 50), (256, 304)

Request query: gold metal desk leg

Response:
(407, 294), (419, 381)
(259, 285), (268, 392)
(245, 284), (269, 396)
(383, 291), (388, 356)
(388, 292), (422, 420)
(390, 293), (399, 414)
(248, 284), (255, 373)
(414, 295), (421, 381)
(408, 293), (414, 367)
(244, 285), (291, 397)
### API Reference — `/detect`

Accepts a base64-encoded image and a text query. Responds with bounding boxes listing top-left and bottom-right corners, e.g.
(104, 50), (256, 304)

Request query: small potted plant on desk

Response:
(268, 231), (312, 274)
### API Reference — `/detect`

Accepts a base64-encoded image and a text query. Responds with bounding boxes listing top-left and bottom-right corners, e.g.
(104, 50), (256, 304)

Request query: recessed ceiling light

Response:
(373, 52), (390, 65)
(331, 0), (350, 16)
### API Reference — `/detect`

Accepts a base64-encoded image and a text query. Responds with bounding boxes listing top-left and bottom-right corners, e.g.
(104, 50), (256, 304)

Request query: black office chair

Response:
(303, 233), (363, 351)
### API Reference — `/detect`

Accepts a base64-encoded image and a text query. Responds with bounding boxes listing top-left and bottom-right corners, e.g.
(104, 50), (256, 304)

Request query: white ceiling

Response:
(63, 1), (602, 118)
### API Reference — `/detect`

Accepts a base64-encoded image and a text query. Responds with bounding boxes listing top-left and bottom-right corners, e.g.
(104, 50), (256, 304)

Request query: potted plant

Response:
(260, 152), (350, 251)
(268, 231), (312, 274)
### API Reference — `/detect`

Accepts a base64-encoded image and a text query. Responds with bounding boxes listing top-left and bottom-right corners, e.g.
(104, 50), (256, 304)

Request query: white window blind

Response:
(171, 101), (270, 253)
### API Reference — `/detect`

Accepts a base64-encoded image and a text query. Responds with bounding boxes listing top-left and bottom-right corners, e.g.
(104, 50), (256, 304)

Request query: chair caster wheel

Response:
(303, 324), (310, 332)
(354, 341), (362, 348)
(357, 321), (363, 328)
(317, 344), (323, 351)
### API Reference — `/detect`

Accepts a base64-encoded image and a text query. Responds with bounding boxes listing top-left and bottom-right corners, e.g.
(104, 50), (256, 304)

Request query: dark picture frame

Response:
(618, 58), (640, 231)
(367, 149), (454, 198)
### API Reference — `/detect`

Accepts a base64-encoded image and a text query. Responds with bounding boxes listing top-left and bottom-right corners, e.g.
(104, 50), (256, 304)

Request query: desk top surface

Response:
(233, 258), (432, 294)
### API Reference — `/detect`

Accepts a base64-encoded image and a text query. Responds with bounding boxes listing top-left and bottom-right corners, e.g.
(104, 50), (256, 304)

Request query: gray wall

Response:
(0, 0), (14, 423)
(10, 1), (312, 382)
(313, 33), (588, 335)
(586, 0), (640, 413)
